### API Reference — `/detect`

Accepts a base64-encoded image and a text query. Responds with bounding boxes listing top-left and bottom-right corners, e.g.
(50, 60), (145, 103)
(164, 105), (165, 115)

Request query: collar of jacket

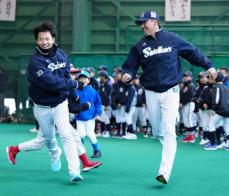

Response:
(145, 29), (162, 40)
(36, 43), (58, 57)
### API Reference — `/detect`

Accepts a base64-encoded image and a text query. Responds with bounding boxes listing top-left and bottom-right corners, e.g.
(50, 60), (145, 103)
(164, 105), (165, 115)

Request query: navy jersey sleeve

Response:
(28, 58), (77, 92)
(64, 57), (72, 79)
(111, 84), (117, 109)
(175, 34), (212, 70)
(125, 86), (135, 113)
(122, 46), (141, 78)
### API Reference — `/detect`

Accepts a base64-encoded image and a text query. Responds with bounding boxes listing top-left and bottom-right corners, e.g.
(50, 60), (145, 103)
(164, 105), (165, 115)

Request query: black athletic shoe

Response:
(155, 175), (167, 184)
(91, 150), (102, 158)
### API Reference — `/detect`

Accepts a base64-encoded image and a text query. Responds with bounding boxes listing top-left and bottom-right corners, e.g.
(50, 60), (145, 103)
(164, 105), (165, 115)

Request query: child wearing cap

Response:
(88, 67), (99, 91)
(119, 81), (137, 140)
(195, 72), (212, 145)
(98, 70), (112, 138)
(219, 67), (229, 88)
(111, 71), (125, 138)
(132, 75), (148, 137)
(180, 71), (197, 143)
(204, 72), (229, 150)
(74, 70), (103, 158)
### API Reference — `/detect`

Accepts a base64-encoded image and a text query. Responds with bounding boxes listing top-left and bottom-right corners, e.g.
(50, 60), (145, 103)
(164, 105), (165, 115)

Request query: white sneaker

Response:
(30, 127), (39, 133)
(102, 131), (110, 138)
(224, 140), (229, 151)
(96, 132), (102, 137)
(143, 133), (149, 138)
(217, 142), (225, 149)
(122, 133), (137, 140)
(199, 139), (209, 145)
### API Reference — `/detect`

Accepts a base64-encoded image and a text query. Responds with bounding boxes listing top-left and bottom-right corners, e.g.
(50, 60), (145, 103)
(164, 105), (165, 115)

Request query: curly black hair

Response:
(33, 22), (57, 40)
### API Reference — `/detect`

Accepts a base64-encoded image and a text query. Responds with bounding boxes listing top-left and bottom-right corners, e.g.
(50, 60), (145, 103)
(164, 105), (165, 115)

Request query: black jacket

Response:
(121, 84), (136, 113)
(134, 84), (146, 107)
(89, 77), (99, 91)
(197, 84), (214, 110)
(111, 80), (126, 110)
(211, 82), (229, 117)
(98, 80), (112, 107)
(180, 81), (196, 105)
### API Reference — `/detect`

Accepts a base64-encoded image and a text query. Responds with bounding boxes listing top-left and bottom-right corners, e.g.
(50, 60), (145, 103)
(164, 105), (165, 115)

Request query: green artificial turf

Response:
(0, 123), (228, 196)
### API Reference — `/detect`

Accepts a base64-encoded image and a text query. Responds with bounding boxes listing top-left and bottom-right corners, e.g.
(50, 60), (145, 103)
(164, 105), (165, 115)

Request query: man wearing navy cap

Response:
(121, 11), (217, 184)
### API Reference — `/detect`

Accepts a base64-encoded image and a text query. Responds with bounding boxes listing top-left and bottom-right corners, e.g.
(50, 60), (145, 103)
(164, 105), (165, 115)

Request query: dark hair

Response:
(33, 22), (57, 40)
(216, 71), (225, 82)
(219, 67), (229, 74)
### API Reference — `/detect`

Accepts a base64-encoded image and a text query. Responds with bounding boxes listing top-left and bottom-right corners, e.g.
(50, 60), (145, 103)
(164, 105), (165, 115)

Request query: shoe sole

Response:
(91, 153), (102, 158)
(6, 147), (15, 165)
(83, 162), (103, 172)
(200, 142), (209, 145)
(203, 147), (218, 151)
(182, 140), (195, 143)
(182, 140), (190, 143)
(155, 175), (167, 184)
(71, 176), (83, 183)
(91, 155), (101, 158)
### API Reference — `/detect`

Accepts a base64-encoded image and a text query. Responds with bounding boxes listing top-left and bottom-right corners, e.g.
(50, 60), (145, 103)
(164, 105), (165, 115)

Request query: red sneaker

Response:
(182, 134), (195, 143)
(83, 161), (102, 172)
(6, 146), (18, 165)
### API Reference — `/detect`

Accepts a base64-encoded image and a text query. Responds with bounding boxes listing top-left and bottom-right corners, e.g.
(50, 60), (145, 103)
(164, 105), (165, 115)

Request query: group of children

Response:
(179, 67), (229, 151)
(69, 65), (229, 153)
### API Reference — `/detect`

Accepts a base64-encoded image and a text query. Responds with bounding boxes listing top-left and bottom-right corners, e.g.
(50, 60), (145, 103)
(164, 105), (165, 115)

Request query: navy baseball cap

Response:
(87, 67), (95, 73)
(98, 65), (108, 71)
(99, 70), (109, 78)
(135, 11), (160, 25)
(216, 72), (225, 82)
(198, 71), (207, 78)
(183, 71), (193, 77)
(78, 70), (90, 79)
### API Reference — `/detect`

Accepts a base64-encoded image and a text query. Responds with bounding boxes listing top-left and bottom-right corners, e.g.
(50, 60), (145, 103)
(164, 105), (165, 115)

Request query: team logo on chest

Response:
(143, 46), (172, 58)
(138, 89), (143, 95)
(47, 61), (66, 72)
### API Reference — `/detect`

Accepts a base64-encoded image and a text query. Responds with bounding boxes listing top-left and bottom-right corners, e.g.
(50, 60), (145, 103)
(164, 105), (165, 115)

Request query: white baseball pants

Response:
(33, 100), (80, 175)
(182, 102), (197, 128)
(145, 85), (179, 182)
(132, 107), (147, 130)
(209, 113), (229, 135)
(77, 119), (98, 144)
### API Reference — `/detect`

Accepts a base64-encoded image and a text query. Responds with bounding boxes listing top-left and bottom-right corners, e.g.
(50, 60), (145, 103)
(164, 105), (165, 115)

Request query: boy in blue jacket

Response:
(75, 70), (102, 158)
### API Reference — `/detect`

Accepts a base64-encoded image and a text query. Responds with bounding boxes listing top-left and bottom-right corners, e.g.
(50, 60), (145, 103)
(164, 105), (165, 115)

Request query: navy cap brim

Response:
(78, 74), (90, 78)
(183, 74), (192, 77)
(135, 18), (148, 25)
